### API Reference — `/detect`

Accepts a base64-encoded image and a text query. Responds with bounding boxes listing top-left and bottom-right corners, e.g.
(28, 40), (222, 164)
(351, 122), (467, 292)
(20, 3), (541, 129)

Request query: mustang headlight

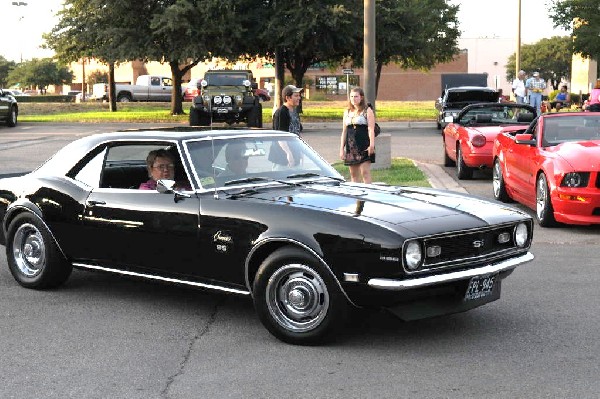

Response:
(404, 241), (423, 271)
(561, 172), (589, 187)
(514, 223), (529, 248)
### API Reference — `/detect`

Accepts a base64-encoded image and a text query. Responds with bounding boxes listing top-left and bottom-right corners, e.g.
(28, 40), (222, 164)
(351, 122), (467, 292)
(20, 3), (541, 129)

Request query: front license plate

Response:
(464, 274), (497, 301)
(216, 108), (229, 113)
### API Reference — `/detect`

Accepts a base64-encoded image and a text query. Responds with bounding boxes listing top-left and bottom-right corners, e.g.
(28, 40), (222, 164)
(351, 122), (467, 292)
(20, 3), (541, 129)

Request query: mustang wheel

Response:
(6, 214), (72, 289)
(456, 146), (473, 180)
(492, 158), (511, 202)
(536, 173), (557, 227)
(253, 246), (349, 345)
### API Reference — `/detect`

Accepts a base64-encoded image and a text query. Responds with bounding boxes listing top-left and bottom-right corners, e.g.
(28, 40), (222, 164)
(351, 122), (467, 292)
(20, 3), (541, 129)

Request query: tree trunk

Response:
(108, 62), (117, 112)
(169, 61), (184, 115)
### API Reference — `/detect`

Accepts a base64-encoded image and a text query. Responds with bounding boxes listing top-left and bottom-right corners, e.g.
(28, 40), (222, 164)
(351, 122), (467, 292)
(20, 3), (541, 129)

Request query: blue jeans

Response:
(529, 92), (542, 114)
(515, 95), (525, 104)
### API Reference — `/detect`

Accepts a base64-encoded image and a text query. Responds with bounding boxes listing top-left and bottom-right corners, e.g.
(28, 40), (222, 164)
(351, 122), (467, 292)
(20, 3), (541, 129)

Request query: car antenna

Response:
(211, 136), (219, 199)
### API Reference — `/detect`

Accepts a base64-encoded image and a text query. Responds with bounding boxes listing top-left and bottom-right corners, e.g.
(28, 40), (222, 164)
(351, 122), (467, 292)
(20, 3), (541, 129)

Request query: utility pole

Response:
(364, 0), (376, 110)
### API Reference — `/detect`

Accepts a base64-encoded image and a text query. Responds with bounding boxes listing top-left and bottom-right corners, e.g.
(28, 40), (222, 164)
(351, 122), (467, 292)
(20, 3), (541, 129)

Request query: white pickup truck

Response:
(93, 75), (178, 102)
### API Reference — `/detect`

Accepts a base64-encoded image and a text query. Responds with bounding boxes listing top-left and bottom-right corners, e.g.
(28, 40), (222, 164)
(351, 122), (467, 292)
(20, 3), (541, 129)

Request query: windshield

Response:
(457, 105), (535, 126)
(204, 74), (249, 86)
(184, 135), (343, 189)
(542, 115), (600, 146)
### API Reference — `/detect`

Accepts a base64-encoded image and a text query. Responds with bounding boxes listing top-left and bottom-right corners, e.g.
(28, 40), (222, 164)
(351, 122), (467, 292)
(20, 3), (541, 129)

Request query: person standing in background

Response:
(512, 70), (527, 103)
(339, 87), (376, 183)
(526, 71), (546, 115)
(271, 85), (303, 169)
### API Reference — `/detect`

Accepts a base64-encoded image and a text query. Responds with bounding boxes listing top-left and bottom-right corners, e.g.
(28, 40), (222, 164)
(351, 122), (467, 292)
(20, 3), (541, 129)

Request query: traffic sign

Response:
(342, 69), (354, 75)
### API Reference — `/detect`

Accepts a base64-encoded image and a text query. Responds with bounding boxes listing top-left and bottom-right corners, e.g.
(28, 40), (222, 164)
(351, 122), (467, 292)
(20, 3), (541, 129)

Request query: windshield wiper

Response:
(286, 172), (344, 182)
(223, 176), (271, 186)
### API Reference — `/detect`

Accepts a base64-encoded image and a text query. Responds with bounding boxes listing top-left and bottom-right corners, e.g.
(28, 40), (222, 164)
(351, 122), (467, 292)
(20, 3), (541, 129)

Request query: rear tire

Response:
(456, 145), (473, 180)
(6, 213), (72, 289)
(247, 103), (263, 128)
(253, 246), (349, 345)
(117, 93), (132, 102)
(443, 138), (455, 167)
(189, 107), (200, 126)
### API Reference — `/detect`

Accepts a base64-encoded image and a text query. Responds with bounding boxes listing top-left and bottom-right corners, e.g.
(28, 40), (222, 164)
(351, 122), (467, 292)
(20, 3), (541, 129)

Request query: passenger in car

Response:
(220, 142), (249, 178)
(139, 149), (176, 190)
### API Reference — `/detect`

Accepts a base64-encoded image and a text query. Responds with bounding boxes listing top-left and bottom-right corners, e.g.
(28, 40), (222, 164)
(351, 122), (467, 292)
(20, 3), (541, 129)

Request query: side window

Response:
(151, 77), (160, 86)
(100, 143), (177, 189)
(72, 147), (107, 188)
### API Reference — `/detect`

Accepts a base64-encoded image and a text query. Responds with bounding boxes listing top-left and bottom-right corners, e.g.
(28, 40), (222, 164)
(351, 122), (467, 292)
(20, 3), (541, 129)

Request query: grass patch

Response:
(17, 100), (437, 123)
(333, 158), (430, 187)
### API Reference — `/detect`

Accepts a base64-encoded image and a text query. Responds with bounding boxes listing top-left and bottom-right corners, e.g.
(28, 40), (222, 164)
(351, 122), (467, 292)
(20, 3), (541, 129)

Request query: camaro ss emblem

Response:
(472, 239), (485, 248)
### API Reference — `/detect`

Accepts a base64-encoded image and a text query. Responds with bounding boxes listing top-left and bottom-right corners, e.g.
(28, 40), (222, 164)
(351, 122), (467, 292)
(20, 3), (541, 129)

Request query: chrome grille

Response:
(406, 222), (532, 274)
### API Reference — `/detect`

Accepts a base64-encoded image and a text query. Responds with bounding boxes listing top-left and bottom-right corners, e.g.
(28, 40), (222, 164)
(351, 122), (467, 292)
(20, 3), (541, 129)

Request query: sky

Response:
(1, 0), (570, 63)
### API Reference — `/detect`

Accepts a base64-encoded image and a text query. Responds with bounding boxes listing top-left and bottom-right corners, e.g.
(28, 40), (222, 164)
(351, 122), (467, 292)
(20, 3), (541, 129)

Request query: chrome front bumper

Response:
(368, 252), (534, 291)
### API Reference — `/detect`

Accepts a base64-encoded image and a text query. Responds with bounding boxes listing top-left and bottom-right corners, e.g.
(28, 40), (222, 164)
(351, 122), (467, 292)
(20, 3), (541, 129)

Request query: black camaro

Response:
(0, 128), (534, 344)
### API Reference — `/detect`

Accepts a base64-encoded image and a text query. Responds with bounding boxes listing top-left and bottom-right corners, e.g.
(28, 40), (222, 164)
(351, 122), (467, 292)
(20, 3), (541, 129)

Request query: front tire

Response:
(492, 158), (511, 202)
(117, 93), (132, 102)
(536, 173), (558, 227)
(253, 246), (349, 345)
(6, 105), (17, 127)
(456, 145), (473, 180)
(6, 214), (72, 289)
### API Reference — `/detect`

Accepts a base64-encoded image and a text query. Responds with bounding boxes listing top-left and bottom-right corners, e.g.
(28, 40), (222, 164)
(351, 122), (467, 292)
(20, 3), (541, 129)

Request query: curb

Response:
(414, 161), (468, 194)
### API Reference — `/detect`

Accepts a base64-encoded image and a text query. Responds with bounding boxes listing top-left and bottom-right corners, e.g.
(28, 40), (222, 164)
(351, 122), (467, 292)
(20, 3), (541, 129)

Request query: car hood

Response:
(547, 140), (600, 171)
(236, 183), (526, 236)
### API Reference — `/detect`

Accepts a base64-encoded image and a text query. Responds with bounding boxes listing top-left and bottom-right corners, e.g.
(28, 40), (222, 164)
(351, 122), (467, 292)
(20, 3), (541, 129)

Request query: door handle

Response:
(87, 200), (106, 206)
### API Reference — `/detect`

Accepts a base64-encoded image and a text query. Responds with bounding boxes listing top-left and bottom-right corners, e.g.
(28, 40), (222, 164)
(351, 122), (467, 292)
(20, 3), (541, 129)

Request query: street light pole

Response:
(516, 0), (521, 76)
(364, 0), (376, 109)
(11, 1), (28, 63)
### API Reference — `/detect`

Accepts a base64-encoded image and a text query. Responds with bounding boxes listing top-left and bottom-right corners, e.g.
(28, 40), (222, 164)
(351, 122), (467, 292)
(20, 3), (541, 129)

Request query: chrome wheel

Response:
(536, 173), (557, 226)
(265, 263), (329, 333)
(12, 223), (46, 277)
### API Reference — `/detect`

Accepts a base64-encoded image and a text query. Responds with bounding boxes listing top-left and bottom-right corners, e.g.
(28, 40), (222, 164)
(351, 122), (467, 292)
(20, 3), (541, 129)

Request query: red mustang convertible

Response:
(443, 103), (536, 179)
(493, 112), (600, 226)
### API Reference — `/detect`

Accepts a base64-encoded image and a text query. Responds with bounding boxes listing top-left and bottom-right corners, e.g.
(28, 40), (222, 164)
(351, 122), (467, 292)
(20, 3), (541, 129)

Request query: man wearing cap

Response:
(512, 70), (527, 104)
(525, 71), (546, 115)
(271, 85), (303, 168)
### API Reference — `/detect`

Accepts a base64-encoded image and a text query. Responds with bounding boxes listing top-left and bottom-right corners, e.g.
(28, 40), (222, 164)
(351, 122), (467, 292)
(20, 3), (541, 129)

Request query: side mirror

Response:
(156, 179), (176, 193)
(515, 133), (536, 146)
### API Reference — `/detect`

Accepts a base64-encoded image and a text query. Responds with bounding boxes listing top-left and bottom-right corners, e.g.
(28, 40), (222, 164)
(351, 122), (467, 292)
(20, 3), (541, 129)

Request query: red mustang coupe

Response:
(443, 103), (536, 179)
(493, 112), (600, 226)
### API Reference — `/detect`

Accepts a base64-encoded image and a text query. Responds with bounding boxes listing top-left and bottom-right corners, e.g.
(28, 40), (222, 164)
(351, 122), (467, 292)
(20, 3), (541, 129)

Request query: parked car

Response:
(443, 103), (536, 179)
(435, 86), (499, 130)
(3, 89), (29, 96)
(0, 128), (534, 344)
(0, 88), (18, 127)
(92, 75), (183, 102)
(189, 70), (263, 127)
(493, 112), (600, 226)
(254, 88), (270, 102)
(183, 78), (202, 101)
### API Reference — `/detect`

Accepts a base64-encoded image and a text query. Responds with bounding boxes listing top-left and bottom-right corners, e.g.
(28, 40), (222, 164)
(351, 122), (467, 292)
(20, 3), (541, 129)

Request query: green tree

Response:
(371, 0), (460, 96)
(45, 0), (240, 115)
(505, 36), (572, 90)
(549, 0), (600, 61)
(0, 56), (17, 88)
(7, 58), (73, 93)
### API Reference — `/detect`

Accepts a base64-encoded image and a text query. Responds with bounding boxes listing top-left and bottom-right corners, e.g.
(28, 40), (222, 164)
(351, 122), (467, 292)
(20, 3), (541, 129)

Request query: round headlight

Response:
(214, 96), (222, 105)
(200, 79), (208, 87)
(243, 79), (251, 87)
(404, 241), (423, 271)
(223, 96), (232, 104)
(514, 223), (528, 247)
